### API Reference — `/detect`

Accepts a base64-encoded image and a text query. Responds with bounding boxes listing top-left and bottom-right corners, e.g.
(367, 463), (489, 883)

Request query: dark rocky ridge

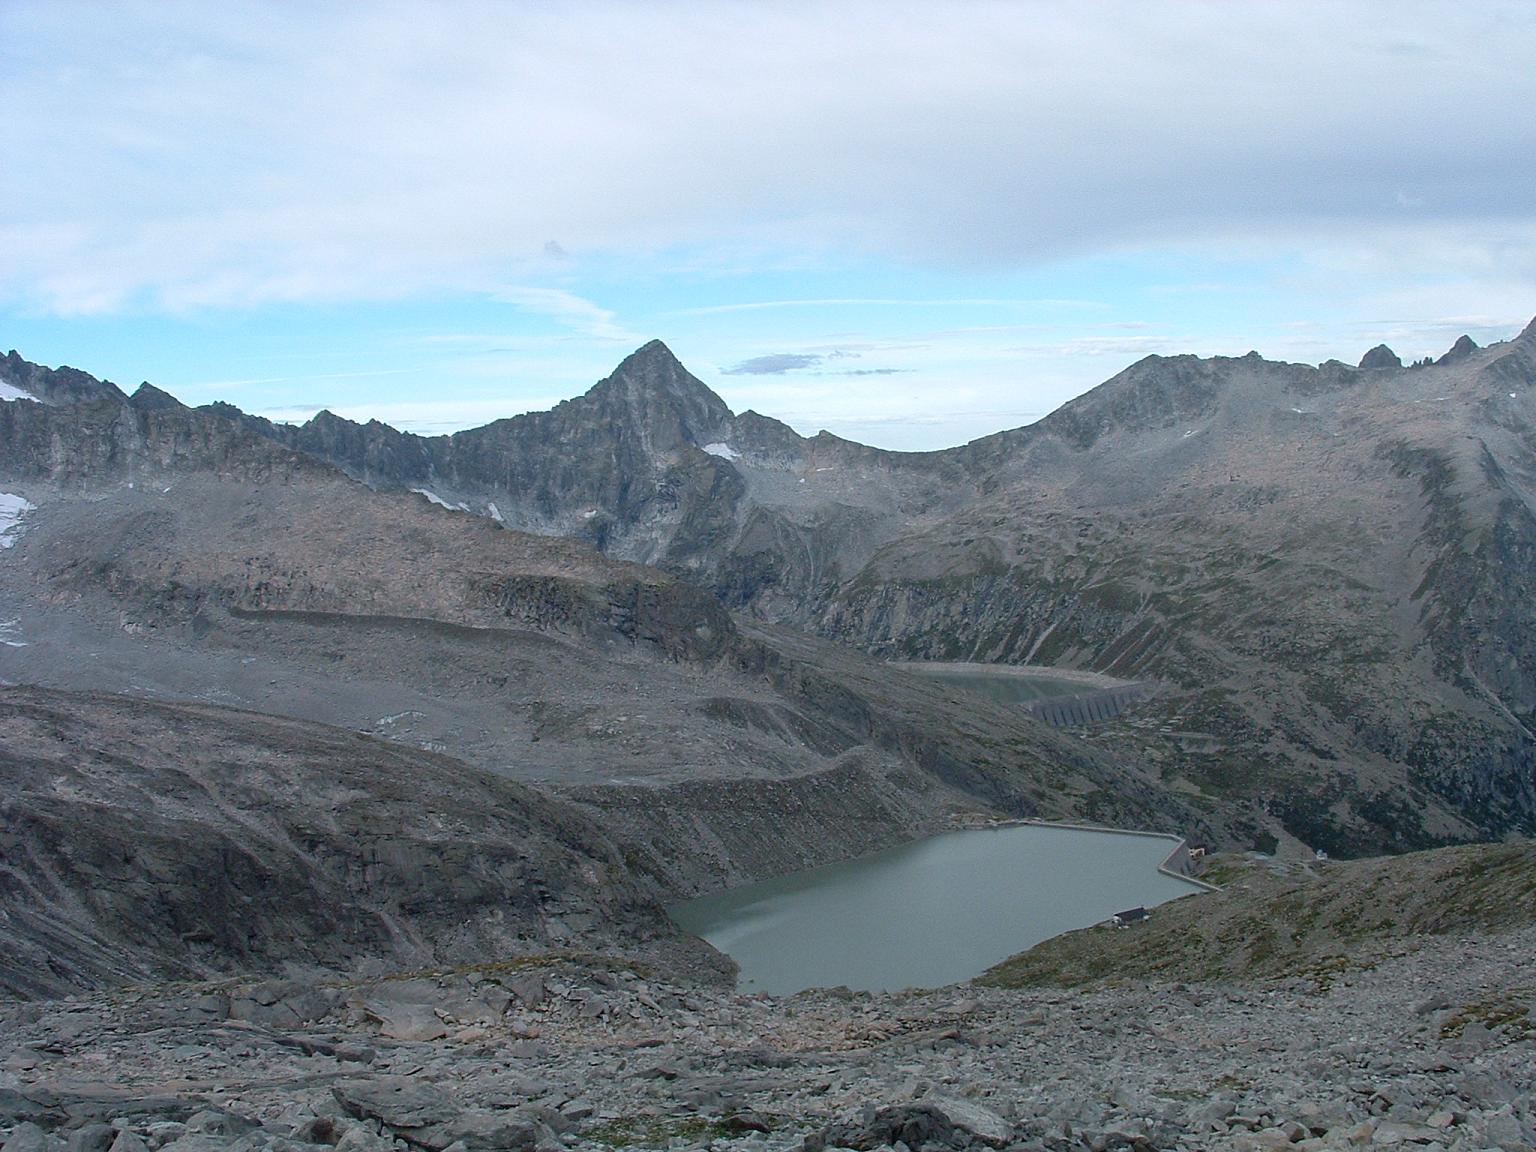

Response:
(1, 350), (128, 406)
(37, 324), (1533, 853)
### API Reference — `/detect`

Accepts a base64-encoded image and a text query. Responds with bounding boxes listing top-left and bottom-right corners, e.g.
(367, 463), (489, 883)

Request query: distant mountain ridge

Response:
(5, 319), (1536, 854)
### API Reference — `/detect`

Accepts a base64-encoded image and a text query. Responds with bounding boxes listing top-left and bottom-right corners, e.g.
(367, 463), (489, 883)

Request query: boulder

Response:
(64, 1125), (115, 1152)
(502, 974), (544, 1007)
(363, 1003), (448, 1043)
(920, 1096), (1013, 1148)
(806, 1099), (1013, 1151)
(332, 1078), (460, 1131)
(3, 1122), (65, 1152)
(417, 1113), (548, 1152)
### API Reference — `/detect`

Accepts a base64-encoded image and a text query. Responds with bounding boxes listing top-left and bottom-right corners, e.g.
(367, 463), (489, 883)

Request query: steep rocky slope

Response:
(0, 686), (694, 1000)
(121, 324), (1536, 854)
(820, 330), (1536, 852)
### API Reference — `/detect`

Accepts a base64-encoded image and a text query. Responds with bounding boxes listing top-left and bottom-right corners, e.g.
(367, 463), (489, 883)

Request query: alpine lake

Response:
(669, 822), (1206, 994)
(670, 661), (1205, 994)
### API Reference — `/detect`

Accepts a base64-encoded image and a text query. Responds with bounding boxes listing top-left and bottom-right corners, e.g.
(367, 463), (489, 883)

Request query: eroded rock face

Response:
(0, 687), (687, 999)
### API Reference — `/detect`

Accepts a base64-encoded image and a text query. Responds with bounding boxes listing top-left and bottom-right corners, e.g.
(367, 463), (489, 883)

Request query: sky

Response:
(3, 2), (1536, 451)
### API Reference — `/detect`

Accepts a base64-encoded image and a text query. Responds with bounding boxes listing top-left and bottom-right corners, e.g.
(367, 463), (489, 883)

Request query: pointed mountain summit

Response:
(1358, 343), (1402, 370)
(129, 381), (186, 411)
(1437, 334), (1479, 365)
(179, 340), (749, 559)
(577, 339), (734, 449)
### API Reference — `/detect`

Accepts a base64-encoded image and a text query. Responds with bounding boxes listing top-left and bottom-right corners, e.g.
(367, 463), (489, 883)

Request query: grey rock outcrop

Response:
(1438, 333), (1479, 364)
(1358, 342), (1402, 369)
(0, 352), (127, 406)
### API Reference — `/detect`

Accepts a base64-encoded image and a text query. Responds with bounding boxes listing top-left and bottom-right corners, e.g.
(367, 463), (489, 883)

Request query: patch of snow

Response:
(582, 509), (598, 519)
(0, 493), (35, 549)
(0, 381), (33, 402)
(1510, 392), (1519, 399)
(1, 640), (26, 648)
(487, 501), (504, 524)
(702, 442), (740, 460)
(814, 467), (833, 472)
(411, 487), (454, 509)
(1182, 429), (1195, 438)
(798, 477), (805, 484)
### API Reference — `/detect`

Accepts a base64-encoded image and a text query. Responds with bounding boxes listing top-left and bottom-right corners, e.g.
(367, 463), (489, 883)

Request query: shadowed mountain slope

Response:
(0, 685), (689, 1000)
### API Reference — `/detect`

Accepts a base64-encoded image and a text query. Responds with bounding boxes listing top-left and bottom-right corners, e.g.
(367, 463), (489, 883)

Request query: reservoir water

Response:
(669, 823), (1206, 994)
(898, 662), (1132, 706)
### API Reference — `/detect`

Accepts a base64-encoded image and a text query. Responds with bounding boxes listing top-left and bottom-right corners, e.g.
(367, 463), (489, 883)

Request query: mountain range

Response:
(3, 321), (1535, 988)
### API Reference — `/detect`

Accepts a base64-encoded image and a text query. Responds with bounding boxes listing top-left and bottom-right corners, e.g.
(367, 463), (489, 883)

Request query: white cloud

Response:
(493, 287), (640, 342)
(3, 2), (1534, 314)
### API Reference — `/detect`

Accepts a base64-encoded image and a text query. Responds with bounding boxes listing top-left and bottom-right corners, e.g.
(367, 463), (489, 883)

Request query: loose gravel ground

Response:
(3, 927), (1532, 1152)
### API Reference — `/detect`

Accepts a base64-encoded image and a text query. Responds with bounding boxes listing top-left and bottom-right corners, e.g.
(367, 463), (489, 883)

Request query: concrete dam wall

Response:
(1025, 684), (1150, 727)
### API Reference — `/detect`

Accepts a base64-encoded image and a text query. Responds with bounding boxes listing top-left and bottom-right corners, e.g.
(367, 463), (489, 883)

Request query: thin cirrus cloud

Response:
(3, 2), (1535, 314)
(722, 353), (825, 376)
(492, 287), (641, 343)
(722, 351), (910, 377)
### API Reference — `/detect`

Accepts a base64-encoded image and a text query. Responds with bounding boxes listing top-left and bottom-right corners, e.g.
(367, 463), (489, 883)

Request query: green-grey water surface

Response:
(669, 824), (1204, 994)
(902, 666), (1095, 704)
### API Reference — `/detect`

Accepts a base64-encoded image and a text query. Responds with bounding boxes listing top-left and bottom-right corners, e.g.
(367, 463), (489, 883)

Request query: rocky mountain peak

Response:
(128, 381), (185, 411)
(1358, 344), (1402, 370)
(581, 339), (733, 450)
(1041, 353), (1222, 450)
(1, 351), (127, 406)
(1437, 334), (1479, 365)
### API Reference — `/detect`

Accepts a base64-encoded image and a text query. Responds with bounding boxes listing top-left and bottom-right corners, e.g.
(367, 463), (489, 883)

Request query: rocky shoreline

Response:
(3, 925), (1531, 1152)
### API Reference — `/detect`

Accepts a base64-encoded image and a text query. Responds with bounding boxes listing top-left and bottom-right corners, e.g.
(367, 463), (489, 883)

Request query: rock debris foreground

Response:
(2, 927), (1532, 1152)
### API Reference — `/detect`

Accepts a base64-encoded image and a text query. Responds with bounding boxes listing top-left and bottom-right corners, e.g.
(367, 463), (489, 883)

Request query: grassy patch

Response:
(1440, 996), (1533, 1041)
(584, 1117), (743, 1148)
